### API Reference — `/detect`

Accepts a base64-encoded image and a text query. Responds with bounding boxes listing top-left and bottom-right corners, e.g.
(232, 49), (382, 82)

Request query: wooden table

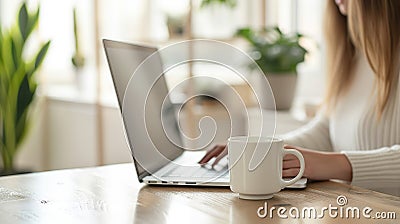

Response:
(0, 163), (399, 224)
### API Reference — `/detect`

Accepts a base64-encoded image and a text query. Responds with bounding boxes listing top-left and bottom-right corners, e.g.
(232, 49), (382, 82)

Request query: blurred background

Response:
(0, 0), (326, 173)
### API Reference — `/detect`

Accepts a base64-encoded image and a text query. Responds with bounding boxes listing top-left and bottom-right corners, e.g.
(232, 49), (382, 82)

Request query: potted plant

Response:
(166, 13), (187, 38)
(0, 3), (51, 175)
(200, 0), (237, 8)
(71, 7), (86, 90)
(236, 27), (308, 110)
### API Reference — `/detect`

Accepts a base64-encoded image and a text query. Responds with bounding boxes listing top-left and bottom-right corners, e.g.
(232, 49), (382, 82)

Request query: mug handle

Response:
(280, 149), (305, 187)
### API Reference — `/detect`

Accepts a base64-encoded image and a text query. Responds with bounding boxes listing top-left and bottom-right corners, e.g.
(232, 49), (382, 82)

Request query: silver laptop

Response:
(103, 39), (307, 188)
(103, 39), (230, 186)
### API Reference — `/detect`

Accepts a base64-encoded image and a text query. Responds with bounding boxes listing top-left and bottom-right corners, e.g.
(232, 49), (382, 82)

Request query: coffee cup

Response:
(227, 136), (305, 200)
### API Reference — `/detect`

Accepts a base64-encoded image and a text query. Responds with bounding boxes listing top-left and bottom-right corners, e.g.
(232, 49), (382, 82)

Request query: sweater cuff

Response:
(342, 145), (400, 188)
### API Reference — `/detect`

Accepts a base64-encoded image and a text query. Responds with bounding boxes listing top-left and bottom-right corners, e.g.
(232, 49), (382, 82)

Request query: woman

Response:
(199, 0), (400, 196)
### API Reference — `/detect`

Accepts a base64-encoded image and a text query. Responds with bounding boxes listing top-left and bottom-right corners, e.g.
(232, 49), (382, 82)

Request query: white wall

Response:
(15, 97), (46, 171)
(15, 96), (132, 172)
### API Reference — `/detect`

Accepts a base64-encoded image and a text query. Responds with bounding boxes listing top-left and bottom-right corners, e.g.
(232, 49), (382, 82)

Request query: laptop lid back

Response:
(103, 39), (183, 181)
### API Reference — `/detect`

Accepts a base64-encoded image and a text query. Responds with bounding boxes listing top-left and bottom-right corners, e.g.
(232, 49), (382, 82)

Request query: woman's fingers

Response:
(212, 147), (228, 167)
(282, 168), (301, 178)
(198, 144), (226, 164)
(283, 154), (297, 161)
(283, 159), (300, 169)
(283, 145), (303, 177)
(284, 144), (299, 149)
(284, 145), (304, 161)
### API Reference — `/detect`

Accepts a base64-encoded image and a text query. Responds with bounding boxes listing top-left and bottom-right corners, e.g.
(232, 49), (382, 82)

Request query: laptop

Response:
(103, 39), (307, 188)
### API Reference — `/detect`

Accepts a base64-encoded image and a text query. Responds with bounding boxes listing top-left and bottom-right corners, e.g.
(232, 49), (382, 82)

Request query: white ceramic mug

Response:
(228, 136), (305, 200)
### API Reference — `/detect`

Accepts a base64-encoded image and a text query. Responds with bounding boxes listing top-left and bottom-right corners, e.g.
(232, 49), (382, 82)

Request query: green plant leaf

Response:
(15, 111), (28, 146)
(27, 7), (40, 40)
(16, 75), (34, 126)
(236, 26), (310, 74)
(274, 27), (282, 35)
(18, 3), (40, 42)
(10, 36), (20, 72)
(0, 27), (5, 105)
(1, 2), (50, 171)
(236, 28), (256, 45)
(2, 34), (15, 77)
(16, 81), (35, 144)
(34, 41), (51, 70)
(18, 3), (29, 40)
(201, 0), (237, 8)
(0, 24), (3, 63)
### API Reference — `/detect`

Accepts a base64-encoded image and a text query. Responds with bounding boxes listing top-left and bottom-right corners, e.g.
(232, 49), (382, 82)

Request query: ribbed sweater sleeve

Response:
(279, 113), (333, 152)
(343, 146), (400, 191)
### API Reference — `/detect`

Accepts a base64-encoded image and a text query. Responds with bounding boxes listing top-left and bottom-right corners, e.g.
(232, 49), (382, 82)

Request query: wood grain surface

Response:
(0, 163), (399, 224)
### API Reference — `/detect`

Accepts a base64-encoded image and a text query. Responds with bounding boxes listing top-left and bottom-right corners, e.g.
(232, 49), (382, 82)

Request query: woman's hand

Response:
(198, 143), (353, 181)
(283, 145), (353, 181)
(198, 144), (227, 167)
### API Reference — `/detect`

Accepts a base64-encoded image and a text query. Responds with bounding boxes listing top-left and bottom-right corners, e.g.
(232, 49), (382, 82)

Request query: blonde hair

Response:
(324, 0), (400, 115)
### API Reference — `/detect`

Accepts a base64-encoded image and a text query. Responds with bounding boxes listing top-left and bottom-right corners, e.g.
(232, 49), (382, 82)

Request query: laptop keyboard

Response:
(162, 165), (228, 178)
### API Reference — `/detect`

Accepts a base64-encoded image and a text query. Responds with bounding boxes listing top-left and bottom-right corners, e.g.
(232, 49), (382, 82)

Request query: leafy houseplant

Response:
(71, 7), (85, 70)
(200, 0), (237, 8)
(236, 27), (307, 74)
(0, 3), (51, 174)
(236, 27), (308, 110)
(166, 14), (187, 38)
(71, 7), (86, 91)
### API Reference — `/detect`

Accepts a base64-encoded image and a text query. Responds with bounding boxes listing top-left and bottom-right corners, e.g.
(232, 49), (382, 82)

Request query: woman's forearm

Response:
(330, 153), (352, 181)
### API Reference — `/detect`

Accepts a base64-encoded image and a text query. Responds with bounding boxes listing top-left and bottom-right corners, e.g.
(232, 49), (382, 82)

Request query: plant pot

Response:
(251, 72), (297, 110)
(166, 14), (187, 38)
(268, 73), (297, 110)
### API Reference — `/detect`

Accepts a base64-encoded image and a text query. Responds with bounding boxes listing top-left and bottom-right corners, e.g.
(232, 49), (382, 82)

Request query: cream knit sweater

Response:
(282, 53), (400, 196)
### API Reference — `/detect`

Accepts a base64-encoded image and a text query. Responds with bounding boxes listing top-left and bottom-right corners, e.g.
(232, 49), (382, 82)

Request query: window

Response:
(0, 0), (326, 105)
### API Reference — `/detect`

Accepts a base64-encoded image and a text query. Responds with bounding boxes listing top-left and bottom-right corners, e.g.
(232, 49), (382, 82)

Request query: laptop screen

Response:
(103, 40), (183, 181)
